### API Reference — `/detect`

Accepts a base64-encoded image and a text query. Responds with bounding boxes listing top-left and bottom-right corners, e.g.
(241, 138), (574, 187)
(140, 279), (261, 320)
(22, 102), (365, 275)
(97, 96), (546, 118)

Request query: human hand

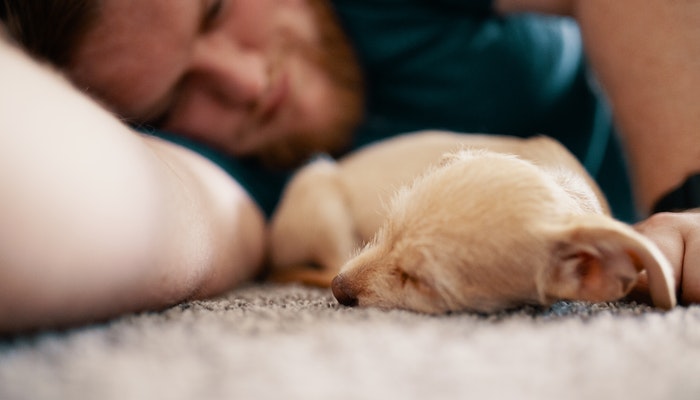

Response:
(633, 210), (700, 305)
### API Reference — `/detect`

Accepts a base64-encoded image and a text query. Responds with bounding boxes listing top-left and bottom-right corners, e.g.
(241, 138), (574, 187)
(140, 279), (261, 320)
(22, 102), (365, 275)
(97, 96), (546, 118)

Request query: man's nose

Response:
(193, 38), (267, 106)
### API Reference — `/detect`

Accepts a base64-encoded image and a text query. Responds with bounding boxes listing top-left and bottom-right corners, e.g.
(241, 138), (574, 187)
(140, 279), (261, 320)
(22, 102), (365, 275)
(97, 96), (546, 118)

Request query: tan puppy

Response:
(269, 131), (567, 285)
(268, 131), (676, 312)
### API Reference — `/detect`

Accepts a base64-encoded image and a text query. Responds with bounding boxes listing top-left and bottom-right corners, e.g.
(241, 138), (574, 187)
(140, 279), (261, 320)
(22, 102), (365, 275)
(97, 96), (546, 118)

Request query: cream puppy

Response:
(268, 131), (676, 312)
(269, 131), (574, 285)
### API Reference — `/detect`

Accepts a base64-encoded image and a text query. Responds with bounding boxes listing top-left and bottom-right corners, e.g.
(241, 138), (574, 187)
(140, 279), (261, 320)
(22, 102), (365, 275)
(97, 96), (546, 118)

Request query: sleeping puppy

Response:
(268, 131), (676, 312)
(268, 131), (565, 286)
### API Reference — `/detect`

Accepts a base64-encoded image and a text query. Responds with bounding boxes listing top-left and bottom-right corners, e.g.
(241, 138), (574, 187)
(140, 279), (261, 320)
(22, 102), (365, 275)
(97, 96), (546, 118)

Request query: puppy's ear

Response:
(539, 215), (676, 309)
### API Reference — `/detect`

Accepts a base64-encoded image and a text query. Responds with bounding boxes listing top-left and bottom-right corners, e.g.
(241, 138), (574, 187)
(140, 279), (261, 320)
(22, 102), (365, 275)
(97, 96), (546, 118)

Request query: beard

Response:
(246, 0), (365, 169)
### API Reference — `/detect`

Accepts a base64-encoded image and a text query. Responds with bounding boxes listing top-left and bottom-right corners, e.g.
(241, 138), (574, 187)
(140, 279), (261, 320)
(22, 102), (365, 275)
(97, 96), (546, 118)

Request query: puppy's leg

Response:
(268, 158), (359, 287)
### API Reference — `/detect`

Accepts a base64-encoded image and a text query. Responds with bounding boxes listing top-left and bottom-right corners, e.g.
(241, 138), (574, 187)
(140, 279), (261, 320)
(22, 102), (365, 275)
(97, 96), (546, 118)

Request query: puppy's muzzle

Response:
(332, 275), (358, 307)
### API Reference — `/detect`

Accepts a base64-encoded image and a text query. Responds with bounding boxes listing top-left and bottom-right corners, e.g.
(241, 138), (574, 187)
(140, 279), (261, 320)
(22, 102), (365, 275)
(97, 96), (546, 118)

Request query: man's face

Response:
(69, 0), (363, 167)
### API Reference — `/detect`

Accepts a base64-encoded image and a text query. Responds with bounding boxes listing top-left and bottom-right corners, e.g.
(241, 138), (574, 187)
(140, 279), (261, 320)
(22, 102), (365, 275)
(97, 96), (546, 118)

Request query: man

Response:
(55, 0), (635, 217)
(0, 0), (698, 332)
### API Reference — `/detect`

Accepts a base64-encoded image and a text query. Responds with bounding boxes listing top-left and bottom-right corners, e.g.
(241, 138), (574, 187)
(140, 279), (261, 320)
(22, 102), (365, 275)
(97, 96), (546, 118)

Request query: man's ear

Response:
(539, 215), (676, 309)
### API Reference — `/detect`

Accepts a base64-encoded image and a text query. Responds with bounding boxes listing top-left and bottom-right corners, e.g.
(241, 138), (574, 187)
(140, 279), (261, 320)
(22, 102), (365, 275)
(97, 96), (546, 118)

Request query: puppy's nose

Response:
(331, 275), (358, 307)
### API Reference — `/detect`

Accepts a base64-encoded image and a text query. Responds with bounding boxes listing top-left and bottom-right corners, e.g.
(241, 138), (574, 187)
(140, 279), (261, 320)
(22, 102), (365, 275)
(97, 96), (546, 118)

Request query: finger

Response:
(633, 216), (684, 291)
(681, 227), (700, 304)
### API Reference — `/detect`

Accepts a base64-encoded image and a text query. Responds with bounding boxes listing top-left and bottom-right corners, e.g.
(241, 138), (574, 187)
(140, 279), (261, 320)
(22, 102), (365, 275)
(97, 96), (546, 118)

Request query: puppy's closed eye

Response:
(394, 267), (415, 287)
(393, 267), (433, 293)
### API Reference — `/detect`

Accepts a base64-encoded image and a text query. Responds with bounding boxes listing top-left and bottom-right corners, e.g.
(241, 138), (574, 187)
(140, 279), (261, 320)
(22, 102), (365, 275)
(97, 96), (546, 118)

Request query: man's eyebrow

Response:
(139, 1), (208, 127)
(198, 0), (209, 28)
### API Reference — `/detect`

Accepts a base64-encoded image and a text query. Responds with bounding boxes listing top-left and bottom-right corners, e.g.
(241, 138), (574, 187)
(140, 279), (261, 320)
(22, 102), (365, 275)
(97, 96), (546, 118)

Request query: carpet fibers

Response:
(1, 283), (699, 400)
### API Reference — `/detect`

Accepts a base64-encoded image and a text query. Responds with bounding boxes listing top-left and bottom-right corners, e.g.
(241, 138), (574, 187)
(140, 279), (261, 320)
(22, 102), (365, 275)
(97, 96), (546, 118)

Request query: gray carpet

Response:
(1, 283), (699, 400)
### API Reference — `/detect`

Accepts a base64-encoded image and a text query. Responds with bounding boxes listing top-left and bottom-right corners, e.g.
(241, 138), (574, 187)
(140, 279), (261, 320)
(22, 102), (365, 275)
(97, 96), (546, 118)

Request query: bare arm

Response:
(573, 0), (700, 214)
(0, 35), (265, 332)
(496, 0), (700, 214)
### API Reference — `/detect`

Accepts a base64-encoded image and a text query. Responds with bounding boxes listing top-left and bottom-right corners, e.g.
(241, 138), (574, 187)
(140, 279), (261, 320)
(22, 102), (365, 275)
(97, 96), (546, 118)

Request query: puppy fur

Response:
(268, 131), (676, 312)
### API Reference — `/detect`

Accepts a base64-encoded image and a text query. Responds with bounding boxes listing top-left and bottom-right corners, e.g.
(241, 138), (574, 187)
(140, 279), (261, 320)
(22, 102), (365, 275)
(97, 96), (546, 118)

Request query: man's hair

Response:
(0, 0), (100, 66)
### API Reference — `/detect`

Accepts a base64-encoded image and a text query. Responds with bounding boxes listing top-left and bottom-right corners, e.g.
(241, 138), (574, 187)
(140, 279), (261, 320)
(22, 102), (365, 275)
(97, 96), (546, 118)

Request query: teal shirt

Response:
(148, 0), (636, 221)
